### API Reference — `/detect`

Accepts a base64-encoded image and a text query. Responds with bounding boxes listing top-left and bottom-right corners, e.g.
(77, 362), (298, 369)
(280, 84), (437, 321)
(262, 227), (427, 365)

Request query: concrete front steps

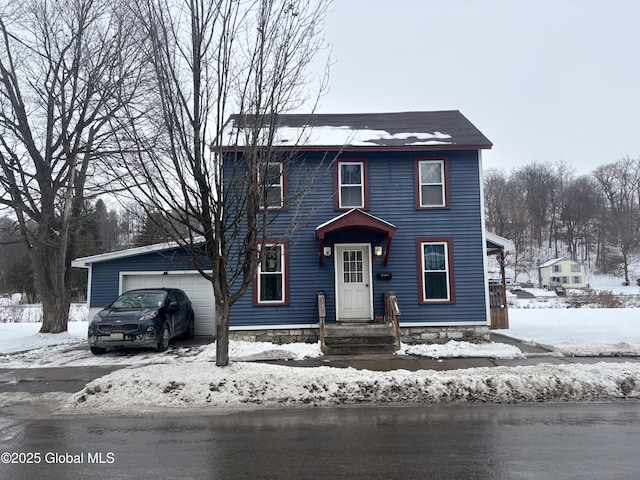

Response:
(322, 322), (399, 355)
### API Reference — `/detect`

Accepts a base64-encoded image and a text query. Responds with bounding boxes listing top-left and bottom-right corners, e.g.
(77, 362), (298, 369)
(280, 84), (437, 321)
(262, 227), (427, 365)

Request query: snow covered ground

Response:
(0, 297), (639, 411)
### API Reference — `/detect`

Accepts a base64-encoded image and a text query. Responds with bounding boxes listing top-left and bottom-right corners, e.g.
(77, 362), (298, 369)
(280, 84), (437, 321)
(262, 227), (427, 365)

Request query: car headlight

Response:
(139, 309), (160, 322)
(93, 313), (101, 322)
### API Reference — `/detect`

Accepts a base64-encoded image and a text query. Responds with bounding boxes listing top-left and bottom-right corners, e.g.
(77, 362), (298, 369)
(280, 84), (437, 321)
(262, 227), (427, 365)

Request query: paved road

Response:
(1, 403), (639, 479)
(0, 366), (125, 394)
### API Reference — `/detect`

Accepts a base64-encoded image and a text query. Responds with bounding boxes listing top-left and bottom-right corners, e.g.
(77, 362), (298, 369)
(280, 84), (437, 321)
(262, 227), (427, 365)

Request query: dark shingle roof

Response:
(223, 110), (492, 149)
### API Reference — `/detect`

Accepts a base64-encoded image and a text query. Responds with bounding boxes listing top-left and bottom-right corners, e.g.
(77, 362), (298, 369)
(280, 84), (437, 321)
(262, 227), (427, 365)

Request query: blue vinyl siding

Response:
(85, 148), (487, 328)
(88, 249), (210, 309)
(227, 149), (487, 327)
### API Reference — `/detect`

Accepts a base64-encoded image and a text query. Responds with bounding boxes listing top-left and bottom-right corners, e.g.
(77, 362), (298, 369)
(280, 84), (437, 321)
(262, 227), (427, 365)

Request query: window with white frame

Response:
(256, 243), (285, 304)
(571, 264), (581, 272)
(553, 265), (562, 273)
(418, 159), (446, 207)
(338, 161), (364, 208)
(419, 240), (452, 302)
(258, 162), (283, 209)
(572, 276), (581, 284)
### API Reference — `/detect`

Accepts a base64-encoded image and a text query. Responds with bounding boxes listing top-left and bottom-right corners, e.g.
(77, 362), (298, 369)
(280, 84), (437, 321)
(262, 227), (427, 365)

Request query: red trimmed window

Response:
(254, 242), (288, 305)
(417, 238), (454, 303)
(415, 158), (448, 208)
(258, 162), (286, 209)
(335, 159), (368, 209)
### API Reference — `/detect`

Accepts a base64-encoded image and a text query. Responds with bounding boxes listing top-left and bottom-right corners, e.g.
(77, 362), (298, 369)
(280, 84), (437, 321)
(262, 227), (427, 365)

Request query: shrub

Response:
(566, 290), (623, 308)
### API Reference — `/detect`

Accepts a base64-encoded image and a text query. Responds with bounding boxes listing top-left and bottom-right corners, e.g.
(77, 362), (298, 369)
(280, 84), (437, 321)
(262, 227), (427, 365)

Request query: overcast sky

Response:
(310, 0), (639, 175)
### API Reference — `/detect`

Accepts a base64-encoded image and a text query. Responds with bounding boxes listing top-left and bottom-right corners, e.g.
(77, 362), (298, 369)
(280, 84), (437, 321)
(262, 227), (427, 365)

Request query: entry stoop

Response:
(322, 323), (400, 355)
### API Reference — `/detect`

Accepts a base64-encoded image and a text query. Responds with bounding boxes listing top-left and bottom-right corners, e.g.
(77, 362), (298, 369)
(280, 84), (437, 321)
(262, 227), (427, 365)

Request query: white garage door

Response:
(122, 272), (215, 336)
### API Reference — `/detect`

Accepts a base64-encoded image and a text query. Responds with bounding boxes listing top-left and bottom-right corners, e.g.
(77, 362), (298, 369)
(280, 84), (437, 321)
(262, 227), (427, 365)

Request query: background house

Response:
(539, 257), (587, 291)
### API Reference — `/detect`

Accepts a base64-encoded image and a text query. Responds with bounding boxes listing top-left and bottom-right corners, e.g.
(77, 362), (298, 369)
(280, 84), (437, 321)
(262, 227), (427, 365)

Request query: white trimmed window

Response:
(553, 265), (562, 273)
(571, 264), (581, 272)
(572, 276), (581, 284)
(338, 161), (364, 208)
(256, 243), (286, 304)
(418, 160), (445, 207)
(419, 240), (452, 302)
(258, 162), (283, 209)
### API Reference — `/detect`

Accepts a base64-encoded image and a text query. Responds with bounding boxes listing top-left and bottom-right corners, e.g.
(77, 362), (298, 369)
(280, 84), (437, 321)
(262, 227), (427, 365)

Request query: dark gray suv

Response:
(88, 288), (195, 354)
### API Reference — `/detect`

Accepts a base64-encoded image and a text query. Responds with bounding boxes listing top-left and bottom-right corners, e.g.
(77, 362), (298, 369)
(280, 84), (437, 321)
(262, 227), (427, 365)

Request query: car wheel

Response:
(186, 315), (195, 339)
(156, 324), (170, 352)
(90, 346), (107, 355)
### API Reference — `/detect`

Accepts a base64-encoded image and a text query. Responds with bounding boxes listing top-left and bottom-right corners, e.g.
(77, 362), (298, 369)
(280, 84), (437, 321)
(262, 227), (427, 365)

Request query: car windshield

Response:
(112, 291), (167, 309)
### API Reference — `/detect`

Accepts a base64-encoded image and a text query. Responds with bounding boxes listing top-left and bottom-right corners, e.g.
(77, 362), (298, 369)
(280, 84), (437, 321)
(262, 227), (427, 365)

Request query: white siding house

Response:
(538, 258), (587, 290)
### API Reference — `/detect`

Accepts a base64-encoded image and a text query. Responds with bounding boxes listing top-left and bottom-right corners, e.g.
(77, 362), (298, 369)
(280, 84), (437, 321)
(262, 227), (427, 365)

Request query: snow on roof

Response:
(315, 208), (396, 231)
(72, 237), (205, 267)
(539, 257), (581, 268)
(485, 231), (515, 252)
(221, 111), (493, 149)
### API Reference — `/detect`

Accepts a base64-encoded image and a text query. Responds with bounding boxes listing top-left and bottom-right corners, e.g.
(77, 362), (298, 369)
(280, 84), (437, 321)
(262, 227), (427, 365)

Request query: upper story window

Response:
(553, 265), (562, 273)
(255, 242), (287, 305)
(415, 158), (448, 208)
(336, 160), (368, 209)
(258, 162), (284, 209)
(571, 264), (581, 272)
(417, 238), (454, 304)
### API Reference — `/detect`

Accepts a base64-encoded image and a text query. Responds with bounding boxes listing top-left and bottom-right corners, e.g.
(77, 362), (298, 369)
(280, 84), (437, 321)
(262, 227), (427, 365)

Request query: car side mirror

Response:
(169, 301), (179, 308)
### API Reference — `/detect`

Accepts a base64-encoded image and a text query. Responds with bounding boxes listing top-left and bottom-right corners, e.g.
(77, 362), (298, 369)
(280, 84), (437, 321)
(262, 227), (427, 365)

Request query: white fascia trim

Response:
(315, 208), (396, 231)
(72, 236), (205, 268)
(479, 150), (491, 327)
(485, 231), (515, 252)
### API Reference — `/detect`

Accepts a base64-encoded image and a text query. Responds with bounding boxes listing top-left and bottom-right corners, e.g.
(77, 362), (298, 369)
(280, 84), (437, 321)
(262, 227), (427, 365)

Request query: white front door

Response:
(335, 244), (373, 321)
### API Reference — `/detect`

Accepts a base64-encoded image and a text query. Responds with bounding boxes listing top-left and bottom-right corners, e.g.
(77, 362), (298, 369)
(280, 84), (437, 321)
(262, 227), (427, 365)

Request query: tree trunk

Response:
(215, 300), (230, 367)
(32, 242), (71, 334)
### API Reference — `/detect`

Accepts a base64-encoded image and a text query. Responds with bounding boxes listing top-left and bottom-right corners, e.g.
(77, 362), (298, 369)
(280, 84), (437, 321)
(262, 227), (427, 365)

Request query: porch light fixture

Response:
(374, 245), (383, 257)
(323, 246), (332, 257)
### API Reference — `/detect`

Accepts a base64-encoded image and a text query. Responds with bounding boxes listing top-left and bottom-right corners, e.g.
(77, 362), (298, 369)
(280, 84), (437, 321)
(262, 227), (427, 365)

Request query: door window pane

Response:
(343, 250), (363, 283)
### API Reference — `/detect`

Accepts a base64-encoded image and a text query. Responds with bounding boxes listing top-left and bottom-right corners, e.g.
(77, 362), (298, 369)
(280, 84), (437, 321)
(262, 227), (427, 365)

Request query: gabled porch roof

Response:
(315, 209), (397, 267)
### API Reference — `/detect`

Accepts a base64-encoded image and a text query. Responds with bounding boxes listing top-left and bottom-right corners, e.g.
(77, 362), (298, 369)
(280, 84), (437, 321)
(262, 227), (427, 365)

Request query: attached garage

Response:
(72, 242), (216, 337)
(121, 271), (215, 336)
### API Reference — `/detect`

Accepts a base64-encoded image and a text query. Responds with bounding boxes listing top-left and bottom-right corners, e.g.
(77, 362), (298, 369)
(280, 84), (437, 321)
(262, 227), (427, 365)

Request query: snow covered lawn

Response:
(496, 308), (640, 356)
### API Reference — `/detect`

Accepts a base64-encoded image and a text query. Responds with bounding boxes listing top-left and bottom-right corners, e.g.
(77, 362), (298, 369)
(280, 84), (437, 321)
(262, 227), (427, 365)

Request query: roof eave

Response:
(217, 144), (492, 154)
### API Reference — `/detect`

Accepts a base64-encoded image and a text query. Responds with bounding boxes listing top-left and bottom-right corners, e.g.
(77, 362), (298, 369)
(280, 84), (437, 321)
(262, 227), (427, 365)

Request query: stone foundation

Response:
(399, 325), (490, 344)
(230, 328), (319, 344)
(229, 325), (490, 345)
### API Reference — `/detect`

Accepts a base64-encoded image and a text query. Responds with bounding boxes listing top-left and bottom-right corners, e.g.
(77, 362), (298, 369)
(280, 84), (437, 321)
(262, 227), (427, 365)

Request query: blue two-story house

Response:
(221, 110), (494, 346)
(74, 111), (497, 348)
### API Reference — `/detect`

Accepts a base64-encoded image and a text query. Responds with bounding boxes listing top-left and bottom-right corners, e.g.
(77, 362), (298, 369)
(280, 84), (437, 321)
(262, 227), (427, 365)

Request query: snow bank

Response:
(68, 361), (640, 412)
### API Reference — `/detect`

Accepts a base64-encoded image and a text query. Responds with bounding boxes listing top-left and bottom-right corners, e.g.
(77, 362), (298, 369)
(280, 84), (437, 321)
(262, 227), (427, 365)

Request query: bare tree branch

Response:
(113, 0), (331, 365)
(0, 0), (145, 332)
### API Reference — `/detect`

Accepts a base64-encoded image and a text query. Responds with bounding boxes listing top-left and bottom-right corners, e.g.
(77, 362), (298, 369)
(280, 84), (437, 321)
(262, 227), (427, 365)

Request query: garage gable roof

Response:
(72, 240), (195, 268)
